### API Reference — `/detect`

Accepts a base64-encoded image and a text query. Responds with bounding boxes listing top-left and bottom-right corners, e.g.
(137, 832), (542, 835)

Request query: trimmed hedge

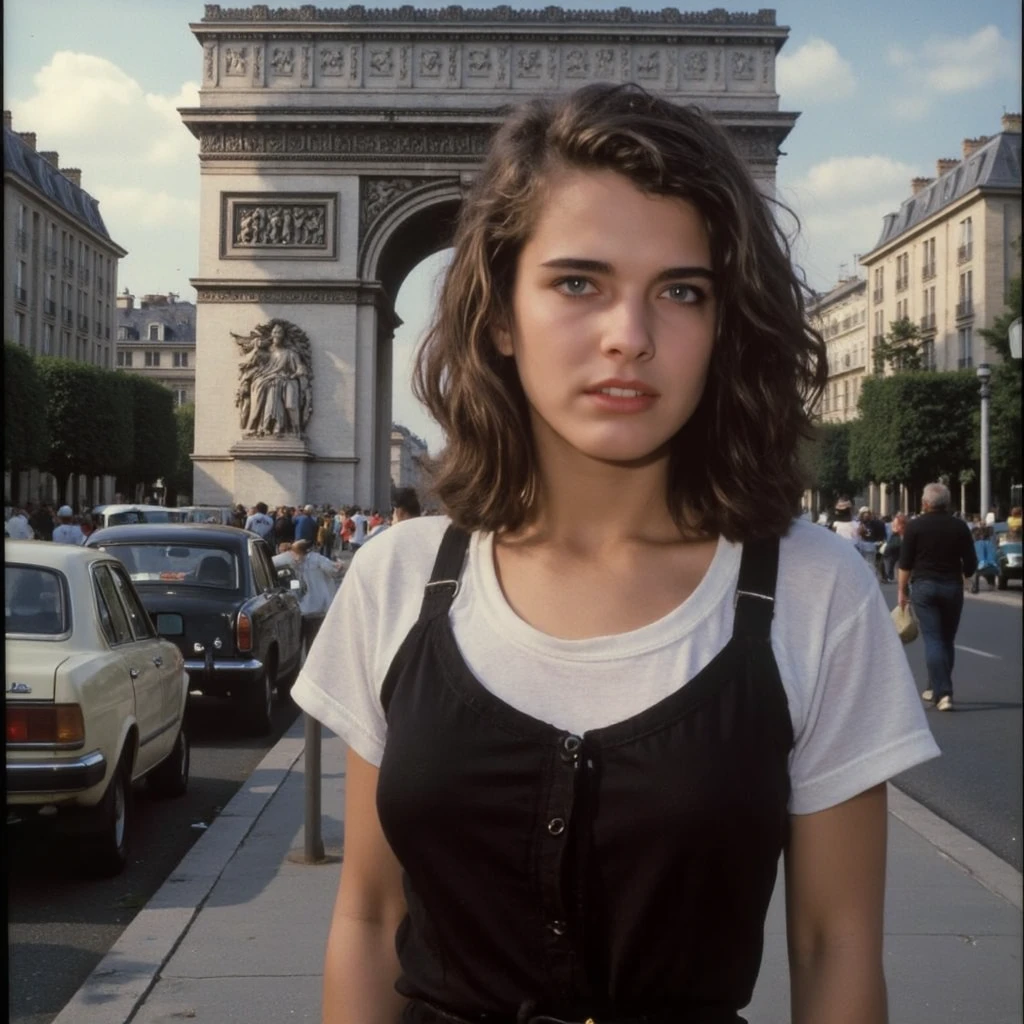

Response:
(4, 342), (50, 471)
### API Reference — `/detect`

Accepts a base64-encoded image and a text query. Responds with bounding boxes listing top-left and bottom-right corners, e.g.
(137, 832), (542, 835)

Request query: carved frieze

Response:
(466, 48), (491, 77)
(564, 47), (588, 78)
(731, 51), (756, 81)
(197, 286), (361, 303)
(199, 124), (495, 161)
(360, 177), (417, 229)
(635, 50), (661, 80)
(271, 46), (295, 75)
(320, 47), (345, 75)
(595, 48), (615, 78)
(419, 48), (442, 77)
(204, 43), (217, 83)
(682, 50), (708, 80)
(369, 46), (394, 76)
(221, 193), (337, 259)
(224, 47), (248, 76)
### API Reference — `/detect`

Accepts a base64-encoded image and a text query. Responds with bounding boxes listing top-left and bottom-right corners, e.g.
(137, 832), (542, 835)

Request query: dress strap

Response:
(732, 535), (780, 642)
(417, 524), (472, 622)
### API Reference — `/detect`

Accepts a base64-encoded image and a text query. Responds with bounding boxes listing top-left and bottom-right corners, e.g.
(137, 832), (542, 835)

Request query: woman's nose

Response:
(599, 298), (655, 359)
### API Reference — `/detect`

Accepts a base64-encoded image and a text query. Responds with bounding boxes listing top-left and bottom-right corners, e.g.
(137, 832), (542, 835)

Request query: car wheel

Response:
(82, 753), (133, 877)
(148, 725), (190, 799)
(243, 659), (275, 736)
(997, 574), (1008, 590)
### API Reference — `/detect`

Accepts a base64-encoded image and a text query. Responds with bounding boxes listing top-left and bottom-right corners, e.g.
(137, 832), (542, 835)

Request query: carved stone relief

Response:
(517, 48), (542, 78)
(369, 47), (394, 76)
(350, 45), (360, 80)
(419, 48), (442, 77)
(683, 50), (709, 80)
(204, 43), (217, 82)
(564, 47), (588, 78)
(271, 46), (295, 75)
(635, 50), (660, 79)
(732, 51), (756, 80)
(361, 178), (417, 228)
(253, 45), (264, 84)
(221, 193), (337, 258)
(595, 48), (615, 78)
(320, 47), (345, 75)
(232, 319), (313, 439)
(466, 48), (491, 76)
(197, 286), (360, 304)
(762, 48), (773, 86)
(224, 47), (248, 75)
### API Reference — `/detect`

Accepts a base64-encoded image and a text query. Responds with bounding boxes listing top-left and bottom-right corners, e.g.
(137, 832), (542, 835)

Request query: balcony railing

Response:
(922, 263), (936, 281)
(44, 247), (58, 268)
(78, 314), (89, 330)
(62, 257), (75, 278)
(895, 275), (908, 292)
(78, 268), (89, 285)
(14, 286), (27, 304)
(63, 309), (73, 325)
(955, 300), (974, 319)
(43, 299), (56, 316)
(919, 313), (936, 332)
(957, 243), (973, 264)
(16, 230), (28, 253)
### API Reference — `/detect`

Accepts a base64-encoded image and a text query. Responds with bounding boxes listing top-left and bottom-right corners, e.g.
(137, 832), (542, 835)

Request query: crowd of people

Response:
(3, 502), (99, 544)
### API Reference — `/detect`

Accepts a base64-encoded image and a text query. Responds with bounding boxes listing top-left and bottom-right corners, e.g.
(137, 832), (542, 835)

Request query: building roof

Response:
(116, 297), (196, 343)
(807, 276), (866, 316)
(865, 131), (1022, 257)
(3, 127), (121, 247)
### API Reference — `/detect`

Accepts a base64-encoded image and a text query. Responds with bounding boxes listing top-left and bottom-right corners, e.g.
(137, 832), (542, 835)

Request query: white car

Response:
(91, 504), (186, 528)
(5, 541), (190, 876)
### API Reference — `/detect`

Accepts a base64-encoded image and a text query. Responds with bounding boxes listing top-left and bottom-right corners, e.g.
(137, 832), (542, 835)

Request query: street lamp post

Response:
(977, 363), (992, 520)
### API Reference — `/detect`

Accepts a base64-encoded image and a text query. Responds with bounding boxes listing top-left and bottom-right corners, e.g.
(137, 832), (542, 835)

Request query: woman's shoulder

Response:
(346, 515), (454, 598)
(777, 518), (878, 600)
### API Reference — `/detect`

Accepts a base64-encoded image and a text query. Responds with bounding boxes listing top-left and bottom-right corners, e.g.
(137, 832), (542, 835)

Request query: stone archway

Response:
(181, 4), (797, 508)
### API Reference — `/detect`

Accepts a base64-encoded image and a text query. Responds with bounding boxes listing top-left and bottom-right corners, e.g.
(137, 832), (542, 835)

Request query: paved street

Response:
(7, 696), (303, 1024)
(885, 583), (1023, 870)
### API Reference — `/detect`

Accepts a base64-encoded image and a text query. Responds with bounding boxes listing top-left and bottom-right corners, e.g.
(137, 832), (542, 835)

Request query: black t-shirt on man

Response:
(898, 511), (977, 582)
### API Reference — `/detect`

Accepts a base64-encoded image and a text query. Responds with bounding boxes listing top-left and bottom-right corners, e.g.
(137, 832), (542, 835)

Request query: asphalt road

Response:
(7, 692), (303, 1024)
(886, 581), (1023, 871)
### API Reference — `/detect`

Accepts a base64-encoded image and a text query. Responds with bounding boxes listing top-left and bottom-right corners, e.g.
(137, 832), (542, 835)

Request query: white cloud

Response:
(781, 155), (920, 291)
(776, 38), (856, 102)
(8, 51), (201, 297)
(884, 26), (1019, 119)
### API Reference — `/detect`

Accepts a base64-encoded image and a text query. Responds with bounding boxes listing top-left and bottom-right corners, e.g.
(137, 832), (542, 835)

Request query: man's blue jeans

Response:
(910, 578), (964, 701)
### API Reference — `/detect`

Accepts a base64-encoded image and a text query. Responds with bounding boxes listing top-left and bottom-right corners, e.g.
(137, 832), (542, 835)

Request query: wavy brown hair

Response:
(413, 83), (827, 541)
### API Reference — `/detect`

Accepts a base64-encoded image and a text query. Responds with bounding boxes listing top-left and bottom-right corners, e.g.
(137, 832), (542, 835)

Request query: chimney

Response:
(936, 158), (958, 178)
(39, 150), (60, 168)
(910, 177), (934, 195)
(962, 136), (989, 158)
(1001, 113), (1022, 134)
(2, 110), (11, 131)
(116, 290), (135, 311)
(60, 168), (81, 187)
(16, 131), (36, 151)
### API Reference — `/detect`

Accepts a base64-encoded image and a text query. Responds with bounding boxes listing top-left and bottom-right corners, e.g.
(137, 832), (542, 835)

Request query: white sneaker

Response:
(936, 696), (954, 712)
(921, 690), (934, 702)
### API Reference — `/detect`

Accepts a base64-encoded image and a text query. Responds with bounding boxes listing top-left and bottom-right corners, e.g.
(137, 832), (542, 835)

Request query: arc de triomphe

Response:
(180, 4), (797, 508)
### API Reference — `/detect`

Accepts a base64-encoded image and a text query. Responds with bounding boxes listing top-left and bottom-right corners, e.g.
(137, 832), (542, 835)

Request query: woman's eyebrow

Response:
(539, 257), (715, 284)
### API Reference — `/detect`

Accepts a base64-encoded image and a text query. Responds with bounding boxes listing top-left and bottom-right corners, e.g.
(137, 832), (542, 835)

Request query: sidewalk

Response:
(54, 717), (1023, 1024)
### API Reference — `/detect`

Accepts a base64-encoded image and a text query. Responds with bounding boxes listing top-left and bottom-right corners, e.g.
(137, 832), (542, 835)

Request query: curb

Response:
(888, 783), (1023, 910)
(50, 718), (308, 1024)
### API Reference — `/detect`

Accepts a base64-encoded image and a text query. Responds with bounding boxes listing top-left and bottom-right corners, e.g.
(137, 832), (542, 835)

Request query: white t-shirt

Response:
(244, 512), (274, 541)
(831, 520), (860, 543)
(52, 523), (85, 545)
(293, 516), (939, 816)
(5, 514), (34, 539)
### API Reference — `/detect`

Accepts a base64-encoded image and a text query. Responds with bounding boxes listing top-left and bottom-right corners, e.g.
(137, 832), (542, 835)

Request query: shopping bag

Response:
(891, 603), (918, 644)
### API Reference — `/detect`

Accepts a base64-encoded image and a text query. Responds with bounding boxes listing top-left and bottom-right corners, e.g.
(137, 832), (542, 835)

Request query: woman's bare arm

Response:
(323, 748), (408, 1024)
(785, 783), (889, 1024)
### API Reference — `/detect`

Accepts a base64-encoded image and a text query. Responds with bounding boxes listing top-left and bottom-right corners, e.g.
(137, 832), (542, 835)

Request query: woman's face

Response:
(498, 168), (716, 467)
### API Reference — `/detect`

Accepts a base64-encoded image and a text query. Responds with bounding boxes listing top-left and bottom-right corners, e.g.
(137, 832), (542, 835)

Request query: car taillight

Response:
(6, 704), (85, 745)
(236, 611), (253, 652)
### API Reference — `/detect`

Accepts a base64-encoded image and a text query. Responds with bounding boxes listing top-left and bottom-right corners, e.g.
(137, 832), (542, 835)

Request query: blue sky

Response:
(5, 0), (1021, 450)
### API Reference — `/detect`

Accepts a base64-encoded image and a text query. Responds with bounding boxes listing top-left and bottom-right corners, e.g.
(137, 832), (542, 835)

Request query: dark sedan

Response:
(86, 524), (303, 735)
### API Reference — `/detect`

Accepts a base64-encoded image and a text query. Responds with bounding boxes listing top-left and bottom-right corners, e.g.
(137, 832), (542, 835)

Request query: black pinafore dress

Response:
(376, 526), (793, 1024)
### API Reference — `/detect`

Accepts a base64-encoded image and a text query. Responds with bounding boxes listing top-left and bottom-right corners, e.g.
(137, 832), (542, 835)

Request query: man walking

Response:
(898, 483), (977, 711)
(244, 502), (275, 543)
(51, 506), (85, 545)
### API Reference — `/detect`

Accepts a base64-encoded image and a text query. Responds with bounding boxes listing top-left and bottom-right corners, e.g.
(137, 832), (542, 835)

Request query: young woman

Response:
(293, 84), (939, 1024)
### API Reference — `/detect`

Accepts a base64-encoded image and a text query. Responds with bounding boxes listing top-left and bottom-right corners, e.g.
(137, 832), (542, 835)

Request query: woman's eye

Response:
(662, 283), (704, 304)
(555, 277), (595, 297)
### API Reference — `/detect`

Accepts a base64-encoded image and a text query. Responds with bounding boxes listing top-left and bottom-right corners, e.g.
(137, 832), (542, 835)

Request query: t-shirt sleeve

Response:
(291, 559), (387, 766)
(787, 582), (940, 815)
(898, 520), (917, 570)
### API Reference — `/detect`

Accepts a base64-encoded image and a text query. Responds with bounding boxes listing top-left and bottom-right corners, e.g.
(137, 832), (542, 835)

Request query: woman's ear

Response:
(493, 327), (515, 358)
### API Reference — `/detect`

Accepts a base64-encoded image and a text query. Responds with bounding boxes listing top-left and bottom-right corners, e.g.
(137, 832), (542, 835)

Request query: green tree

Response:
(122, 375), (177, 499)
(806, 421), (862, 504)
(873, 317), (924, 373)
(164, 403), (195, 505)
(4, 342), (50, 502)
(987, 361), (1022, 500)
(37, 358), (134, 504)
(850, 371), (977, 502)
(978, 239), (1021, 361)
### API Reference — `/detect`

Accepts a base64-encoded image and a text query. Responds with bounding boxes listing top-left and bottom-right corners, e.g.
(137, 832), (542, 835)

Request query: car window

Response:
(93, 565), (134, 645)
(107, 565), (156, 640)
(5, 565), (69, 636)
(97, 543), (240, 589)
(250, 541), (275, 592)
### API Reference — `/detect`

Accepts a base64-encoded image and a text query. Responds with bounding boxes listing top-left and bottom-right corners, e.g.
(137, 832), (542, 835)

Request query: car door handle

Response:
(152, 656), (163, 667)
(130, 668), (140, 679)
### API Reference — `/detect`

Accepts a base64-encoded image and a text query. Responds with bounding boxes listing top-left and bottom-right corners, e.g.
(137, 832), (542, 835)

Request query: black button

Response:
(547, 919), (567, 936)
(547, 817), (566, 836)
(563, 734), (582, 754)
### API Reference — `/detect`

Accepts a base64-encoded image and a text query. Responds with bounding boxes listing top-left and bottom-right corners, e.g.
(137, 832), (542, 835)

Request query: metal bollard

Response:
(303, 712), (325, 863)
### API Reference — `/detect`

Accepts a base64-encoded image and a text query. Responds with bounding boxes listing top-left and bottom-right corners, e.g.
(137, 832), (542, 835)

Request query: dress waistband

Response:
(403, 998), (744, 1024)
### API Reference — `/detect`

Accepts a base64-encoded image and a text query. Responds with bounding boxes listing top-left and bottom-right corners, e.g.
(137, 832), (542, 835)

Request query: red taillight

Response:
(236, 611), (252, 652)
(6, 704), (85, 745)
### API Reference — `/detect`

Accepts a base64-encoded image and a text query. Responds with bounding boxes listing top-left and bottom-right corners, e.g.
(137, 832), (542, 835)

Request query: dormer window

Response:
(148, 323), (163, 341)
